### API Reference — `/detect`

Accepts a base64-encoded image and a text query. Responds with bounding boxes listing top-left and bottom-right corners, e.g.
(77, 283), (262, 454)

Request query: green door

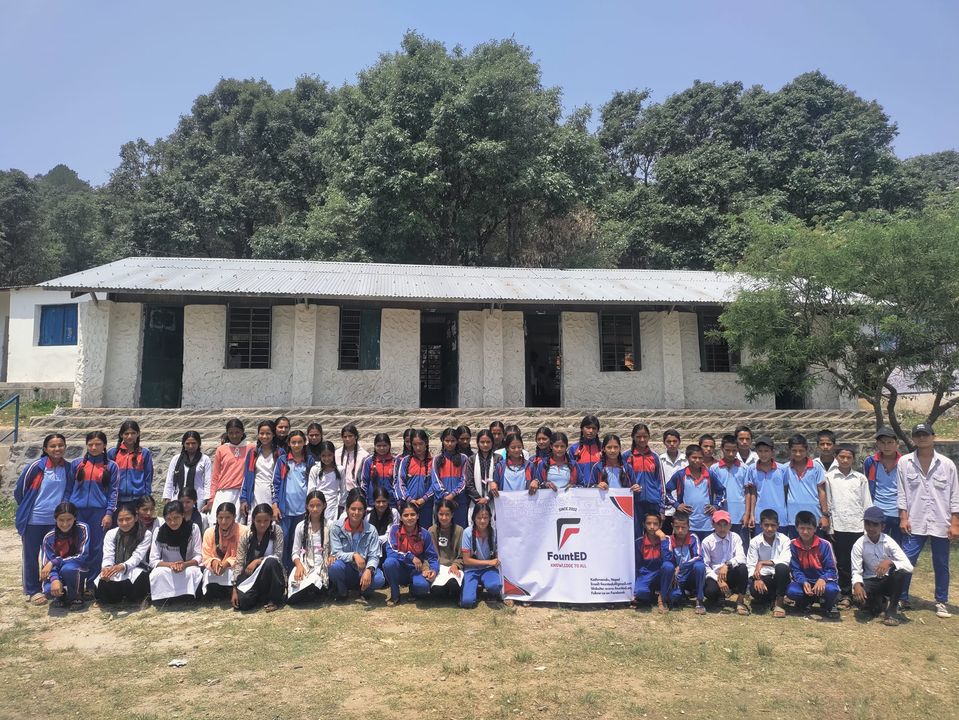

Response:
(139, 306), (184, 408)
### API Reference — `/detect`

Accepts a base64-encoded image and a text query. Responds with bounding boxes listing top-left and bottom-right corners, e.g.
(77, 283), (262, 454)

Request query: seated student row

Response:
(14, 416), (955, 618)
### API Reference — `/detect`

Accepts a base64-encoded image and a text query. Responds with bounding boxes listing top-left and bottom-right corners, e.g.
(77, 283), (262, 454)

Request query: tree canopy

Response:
(0, 31), (953, 287)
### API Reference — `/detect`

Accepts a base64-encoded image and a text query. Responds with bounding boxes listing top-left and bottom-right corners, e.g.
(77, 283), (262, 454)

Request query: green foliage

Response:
(723, 196), (959, 444)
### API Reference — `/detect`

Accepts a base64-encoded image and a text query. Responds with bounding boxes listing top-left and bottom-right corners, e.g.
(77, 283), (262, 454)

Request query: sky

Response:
(1, 0), (956, 185)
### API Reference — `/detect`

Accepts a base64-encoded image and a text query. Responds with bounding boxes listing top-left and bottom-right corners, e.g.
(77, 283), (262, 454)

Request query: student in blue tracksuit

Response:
(69, 430), (120, 593)
(396, 430), (435, 527)
(665, 445), (726, 541)
(383, 500), (439, 606)
(40, 501), (91, 610)
(591, 433), (629, 489)
(328, 488), (387, 601)
(863, 426), (902, 542)
(534, 432), (578, 491)
(750, 436), (788, 535)
(782, 434), (827, 537)
(531, 426), (553, 468)
(659, 512), (706, 614)
(431, 428), (470, 527)
(568, 415), (602, 486)
(623, 423), (662, 521)
(787, 510), (840, 617)
(634, 512), (664, 606)
(492, 433), (536, 495)
(360, 433), (398, 508)
(15, 433), (73, 604)
(271, 430), (315, 572)
(107, 420), (154, 506)
(460, 503), (506, 608)
(710, 434), (752, 546)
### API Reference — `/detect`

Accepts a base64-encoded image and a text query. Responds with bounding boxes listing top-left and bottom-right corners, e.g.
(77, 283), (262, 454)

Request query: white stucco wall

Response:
(102, 303), (143, 407)
(313, 306), (420, 407)
(501, 311), (526, 406)
(0, 290), (9, 381)
(458, 310), (485, 407)
(458, 309), (526, 407)
(181, 305), (296, 408)
(6, 287), (89, 383)
(561, 311), (667, 409)
(678, 312), (773, 410)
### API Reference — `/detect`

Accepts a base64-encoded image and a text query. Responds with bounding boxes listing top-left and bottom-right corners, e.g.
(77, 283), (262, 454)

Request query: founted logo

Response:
(556, 517), (581, 549)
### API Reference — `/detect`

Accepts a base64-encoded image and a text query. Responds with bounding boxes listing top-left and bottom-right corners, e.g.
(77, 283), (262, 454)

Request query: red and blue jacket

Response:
(106, 445), (155, 501)
(589, 462), (629, 488)
(635, 534), (664, 575)
(568, 439), (601, 485)
(665, 466), (727, 532)
(240, 446), (280, 507)
(271, 452), (316, 516)
(660, 532), (703, 570)
(41, 522), (91, 577)
(863, 452), (901, 517)
(789, 535), (838, 585)
(493, 457), (536, 491)
(431, 452), (469, 498)
(385, 524), (439, 574)
(13, 457), (75, 535)
(397, 455), (434, 503)
(69, 454), (120, 513)
(623, 448), (662, 507)
(361, 453), (398, 505)
(534, 456), (579, 487)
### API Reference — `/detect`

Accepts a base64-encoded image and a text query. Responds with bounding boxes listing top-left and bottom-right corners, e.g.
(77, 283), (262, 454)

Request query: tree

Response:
(721, 196), (959, 448)
(0, 170), (45, 285)
(903, 150), (959, 195)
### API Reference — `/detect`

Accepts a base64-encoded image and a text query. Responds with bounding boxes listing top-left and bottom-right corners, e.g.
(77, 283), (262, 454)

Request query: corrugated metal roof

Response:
(39, 257), (743, 305)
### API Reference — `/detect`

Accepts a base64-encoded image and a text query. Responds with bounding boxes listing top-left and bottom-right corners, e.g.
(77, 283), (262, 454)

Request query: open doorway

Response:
(524, 312), (561, 407)
(420, 311), (458, 408)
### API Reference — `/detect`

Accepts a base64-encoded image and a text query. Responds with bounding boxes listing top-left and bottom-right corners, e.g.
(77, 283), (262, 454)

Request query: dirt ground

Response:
(1, 526), (958, 720)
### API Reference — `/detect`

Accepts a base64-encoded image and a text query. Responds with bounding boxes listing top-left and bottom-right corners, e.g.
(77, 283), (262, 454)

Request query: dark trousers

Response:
(731, 523), (752, 547)
(236, 557), (286, 610)
(21, 524), (54, 596)
(279, 514), (305, 573)
(831, 531), (860, 595)
(95, 573), (150, 603)
(704, 564), (748, 604)
(750, 563), (790, 602)
(860, 569), (909, 616)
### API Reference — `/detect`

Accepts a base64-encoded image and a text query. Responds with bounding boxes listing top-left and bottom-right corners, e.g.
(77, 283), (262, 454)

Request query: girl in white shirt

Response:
(288, 490), (331, 604)
(307, 441), (344, 524)
(241, 420), (279, 522)
(337, 423), (369, 493)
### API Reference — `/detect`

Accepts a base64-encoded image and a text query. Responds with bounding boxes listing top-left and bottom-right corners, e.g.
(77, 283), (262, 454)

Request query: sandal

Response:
(882, 616), (900, 626)
(736, 603), (750, 616)
(69, 599), (84, 612)
(263, 602), (279, 613)
(29, 593), (47, 606)
(386, 598), (398, 607)
(695, 603), (706, 615)
(502, 599), (514, 607)
(773, 606), (786, 619)
(657, 602), (669, 614)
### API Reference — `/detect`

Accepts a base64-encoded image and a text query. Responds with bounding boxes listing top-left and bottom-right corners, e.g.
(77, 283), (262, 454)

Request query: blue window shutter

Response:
(64, 304), (78, 344)
(38, 304), (78, 346)
(359, 309), (381, 370)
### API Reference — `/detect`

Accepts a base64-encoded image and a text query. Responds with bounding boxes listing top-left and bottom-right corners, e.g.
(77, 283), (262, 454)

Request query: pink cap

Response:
(711, 510), (731, 524)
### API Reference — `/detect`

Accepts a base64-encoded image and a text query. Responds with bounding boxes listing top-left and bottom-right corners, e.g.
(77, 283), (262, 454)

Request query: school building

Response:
(10, 256), (856, 411)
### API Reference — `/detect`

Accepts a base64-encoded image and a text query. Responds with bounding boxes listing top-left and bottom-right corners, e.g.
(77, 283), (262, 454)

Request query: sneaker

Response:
(936, 602), (952, 618)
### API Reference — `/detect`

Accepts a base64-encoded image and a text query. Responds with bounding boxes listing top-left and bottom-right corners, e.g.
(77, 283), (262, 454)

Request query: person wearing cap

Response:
(863, 426), (902, 543)
(747, 509), (791, 618)
(701, 510), (749, 615)
(749, 437), (788, 535)
(851, 506), (913, 626)
(823, 444), (873, 605)
(897, 423), (959, 618)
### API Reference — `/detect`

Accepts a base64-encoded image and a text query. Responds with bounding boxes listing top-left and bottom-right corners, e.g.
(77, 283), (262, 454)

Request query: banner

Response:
(497, 488), (635, 603)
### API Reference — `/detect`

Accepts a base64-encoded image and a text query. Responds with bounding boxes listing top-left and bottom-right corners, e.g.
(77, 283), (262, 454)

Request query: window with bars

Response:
(698, 308), (739, 373)
(226, 306), (272, 369)
(339, 308), (381, 370)
(599, 312), (640, 372)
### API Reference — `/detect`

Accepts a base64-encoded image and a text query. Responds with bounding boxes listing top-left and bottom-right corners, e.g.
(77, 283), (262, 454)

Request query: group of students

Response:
(13, 414), (958, 621)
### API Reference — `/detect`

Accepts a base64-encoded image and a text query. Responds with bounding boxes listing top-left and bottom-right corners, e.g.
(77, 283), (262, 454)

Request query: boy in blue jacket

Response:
(634, 512), (664, 607)
(659, 512), (706, 614)
(787, 510), (840, 618)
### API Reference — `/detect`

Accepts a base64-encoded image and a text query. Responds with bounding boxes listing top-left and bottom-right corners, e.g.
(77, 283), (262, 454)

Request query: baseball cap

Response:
(863, 506), (885, 523)
(711, 510), (731, 524)
(911, 423), (935, 436)
(875, 426), (897, 439)
(754, 435), (774, 448)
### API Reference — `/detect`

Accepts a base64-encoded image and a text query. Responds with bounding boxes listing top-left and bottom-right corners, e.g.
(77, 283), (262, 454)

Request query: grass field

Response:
(1, 528), (958, 720)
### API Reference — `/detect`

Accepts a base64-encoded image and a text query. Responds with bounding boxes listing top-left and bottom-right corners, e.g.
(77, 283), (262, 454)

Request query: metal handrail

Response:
(0, 394), (20, 443)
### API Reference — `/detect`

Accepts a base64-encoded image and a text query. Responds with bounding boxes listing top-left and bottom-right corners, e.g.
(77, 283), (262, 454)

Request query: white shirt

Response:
(737, 449), (759, 467)
(746, 531), (791, 577)
(824, 468), (873, 533)
(163, 453), (212, 506)
(897, 451), (959, 537)
(851, 532), (913, 586)
(702, 532), (745, 580)
(336, 445), (370, 492)
(659, 452), (687, 516)
(814, 457), (840, 473)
